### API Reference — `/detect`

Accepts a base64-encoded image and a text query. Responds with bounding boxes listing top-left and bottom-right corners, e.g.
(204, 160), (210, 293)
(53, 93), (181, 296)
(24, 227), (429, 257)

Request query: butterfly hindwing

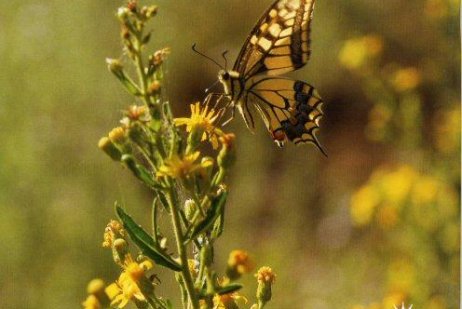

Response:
(247, 77), (325, 154)
(233, 0), (315, 79)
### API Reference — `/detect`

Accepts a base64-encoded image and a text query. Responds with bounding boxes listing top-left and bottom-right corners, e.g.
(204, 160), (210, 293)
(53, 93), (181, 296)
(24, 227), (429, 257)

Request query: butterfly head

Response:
(218, 70), (240, 96)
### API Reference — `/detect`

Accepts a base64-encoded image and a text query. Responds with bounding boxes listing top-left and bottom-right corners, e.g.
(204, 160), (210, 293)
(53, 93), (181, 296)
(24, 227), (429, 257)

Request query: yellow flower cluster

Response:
(350, 165), (458, 232)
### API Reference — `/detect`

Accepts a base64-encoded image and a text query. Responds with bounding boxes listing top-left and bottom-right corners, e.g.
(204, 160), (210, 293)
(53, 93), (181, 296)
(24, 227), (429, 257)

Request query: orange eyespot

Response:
(272, 130), (286, 142)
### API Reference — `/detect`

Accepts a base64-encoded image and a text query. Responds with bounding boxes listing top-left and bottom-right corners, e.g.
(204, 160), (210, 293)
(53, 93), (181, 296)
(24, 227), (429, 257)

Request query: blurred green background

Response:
(0, 0), (459, 308)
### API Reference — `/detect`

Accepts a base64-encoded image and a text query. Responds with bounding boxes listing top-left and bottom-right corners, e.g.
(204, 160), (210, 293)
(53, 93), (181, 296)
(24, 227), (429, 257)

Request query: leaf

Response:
(116, 205), (182, 271)
(216, 283), (243, 295)
(187, 190), (228, 242)
(212, 203), (226, 239)
(198, 283), (243, 299)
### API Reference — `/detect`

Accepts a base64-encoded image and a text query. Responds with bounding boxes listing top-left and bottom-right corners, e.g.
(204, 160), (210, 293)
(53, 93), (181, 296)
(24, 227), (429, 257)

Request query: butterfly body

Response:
(215, 0), (325, 154)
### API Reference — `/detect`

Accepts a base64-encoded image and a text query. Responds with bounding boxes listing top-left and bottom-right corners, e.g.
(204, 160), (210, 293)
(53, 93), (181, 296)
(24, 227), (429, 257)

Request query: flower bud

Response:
(108, 127), (127, 145)
(113, 238), (129, 264)
(218, 133), (236, 170)
(98, 137), (122, 161)
(83, 279), (111, 308)
(255, 267), (276, 307)
(127, 1), (137, 12)
(106, 58), (124, 76)
(200, 245), (213, 267)
(148, 80), (161, 95)
(184, 199), (197, 221)
(149, 48), (170, 67)
(117, 7), (130, 21)
(141, 5), (158, 19)
(87, 279), (105, 295)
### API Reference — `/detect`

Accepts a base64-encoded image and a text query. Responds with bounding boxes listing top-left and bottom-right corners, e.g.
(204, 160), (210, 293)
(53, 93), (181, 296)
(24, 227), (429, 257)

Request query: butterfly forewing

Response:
(233, 0), (315, 79)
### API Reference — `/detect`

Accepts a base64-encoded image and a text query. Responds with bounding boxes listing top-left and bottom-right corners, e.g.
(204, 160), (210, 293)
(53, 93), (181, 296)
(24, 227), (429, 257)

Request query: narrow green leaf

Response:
(116, 205), (182, 271)
(216, 283), (243, 295)
(198, 283), (242, 299)
(187, 191), (228, 241)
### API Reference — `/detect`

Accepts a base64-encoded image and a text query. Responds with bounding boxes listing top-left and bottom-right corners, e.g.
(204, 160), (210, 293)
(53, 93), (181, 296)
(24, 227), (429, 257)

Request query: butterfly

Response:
(205, 0), (325, 155)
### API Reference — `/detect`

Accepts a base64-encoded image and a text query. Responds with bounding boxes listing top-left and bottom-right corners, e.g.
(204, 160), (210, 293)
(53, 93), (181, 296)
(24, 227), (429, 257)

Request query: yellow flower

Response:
(82, 295), (102, 309)
(110, 255), (154, 308)
(174, 102), (224, 149)
(157, 151), (212, 179)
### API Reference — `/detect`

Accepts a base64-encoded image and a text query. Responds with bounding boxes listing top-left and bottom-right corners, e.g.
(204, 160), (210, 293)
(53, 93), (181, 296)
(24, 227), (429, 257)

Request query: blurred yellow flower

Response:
(391, 68), (421, 92)
(433, 104), (460, 154)
(175, 102), (224, 149)
(377, 165), (417, 205)
(82, 295), (102, 309)
(339, 35), (383, 70)
(350, 185), (380, 226)
(157, 151), (212, 179)
(110, 255), (154, 308)
(226, 250), (254, 280)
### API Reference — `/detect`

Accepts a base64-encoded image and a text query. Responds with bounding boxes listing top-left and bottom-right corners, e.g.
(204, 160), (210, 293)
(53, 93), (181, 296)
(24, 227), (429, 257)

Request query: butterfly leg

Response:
(221, 101), (236, 127)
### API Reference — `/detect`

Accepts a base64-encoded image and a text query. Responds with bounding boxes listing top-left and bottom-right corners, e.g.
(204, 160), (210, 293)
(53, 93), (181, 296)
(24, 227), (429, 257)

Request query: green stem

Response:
(168, 188), (200, 309)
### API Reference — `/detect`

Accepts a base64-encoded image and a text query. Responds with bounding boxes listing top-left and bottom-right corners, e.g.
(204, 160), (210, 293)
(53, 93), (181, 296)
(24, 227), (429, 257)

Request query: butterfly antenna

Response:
(192, 43), (224, 70)
(222, 50), (229, 70)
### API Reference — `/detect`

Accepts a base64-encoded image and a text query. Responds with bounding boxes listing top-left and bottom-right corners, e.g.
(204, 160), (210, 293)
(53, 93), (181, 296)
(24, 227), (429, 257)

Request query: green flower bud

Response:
(184, 199), (197, 221)
(117, 7), (130, 21)
(200, 245), (213, 267)
(255, 267), (276, 308)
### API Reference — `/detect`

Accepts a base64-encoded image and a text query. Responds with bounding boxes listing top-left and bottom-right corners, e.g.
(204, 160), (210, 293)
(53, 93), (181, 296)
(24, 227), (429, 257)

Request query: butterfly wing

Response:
(233, 0), (316, 79)
(247, 77), (326, 154)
